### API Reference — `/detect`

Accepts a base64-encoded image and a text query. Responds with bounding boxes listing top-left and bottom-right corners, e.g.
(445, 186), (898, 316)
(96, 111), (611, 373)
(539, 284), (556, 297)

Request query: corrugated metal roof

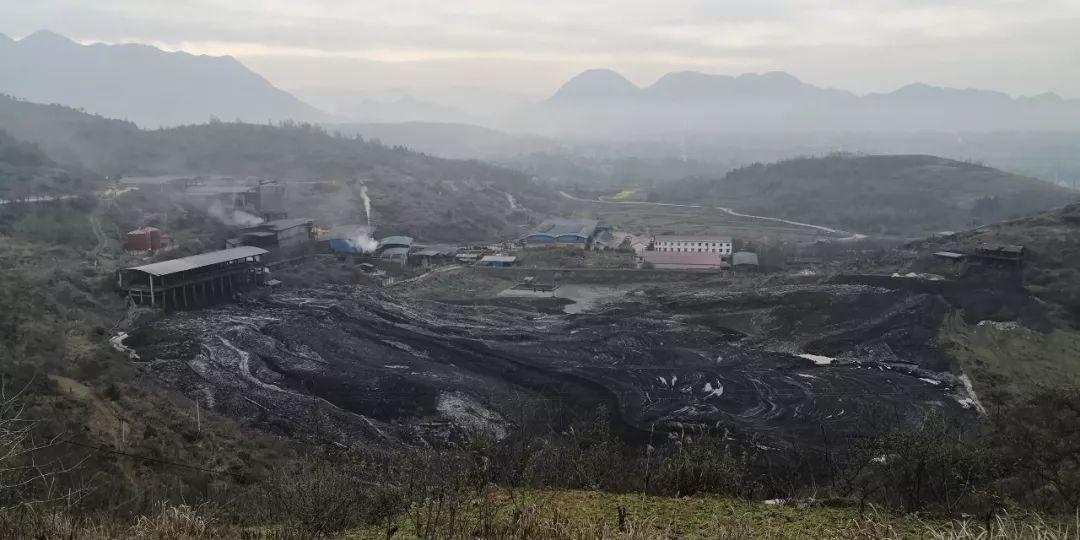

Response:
(413, 249), (447, 257)
(481, 256), (517, 263)
(127, 246), (268, 276)
(933, 251), (966, 260)
(379, 236), (414, 247)
(732, 251), (759, 266)
(654, 235), (732, 243)
(527, 219), (599, 239)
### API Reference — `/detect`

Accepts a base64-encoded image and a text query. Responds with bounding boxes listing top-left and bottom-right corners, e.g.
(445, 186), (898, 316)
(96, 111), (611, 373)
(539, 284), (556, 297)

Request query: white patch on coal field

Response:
(383, 365), (408, 369)
(500, 284), (636, 314)
(216, 336), (291, 394)
(382, 340), (430, 359)
(702, 381), (724, 398)
(919, 378), (941, 386)
(109, 332), (140, 361)
(436, 392), (507, 440)
(977, 320), (1020, 331)
(505, 192), (517, 209)
(955, 373), (987, 415)
(797, 353), (834, 365)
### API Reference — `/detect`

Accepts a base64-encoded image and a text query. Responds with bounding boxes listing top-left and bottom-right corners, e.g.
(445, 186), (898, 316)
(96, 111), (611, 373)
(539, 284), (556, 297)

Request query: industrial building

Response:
(524, 219), (600, 249)
(652, 235), (732, 255)
(118, 246), (268, 309)
(378, 236), (414, 252)
(410, 246), (457, 267)
(930, 245), (1025, 276)
(233, 218), (316, 251)
(973, 244), (1025, 269)
(479, 255), (518, 268)
(118, 175), (195, 192)
(125, 227), (163, 253)
(184, 179), (287, 221)
(732, 251), (760, 272)
(643, 251), (728, 270)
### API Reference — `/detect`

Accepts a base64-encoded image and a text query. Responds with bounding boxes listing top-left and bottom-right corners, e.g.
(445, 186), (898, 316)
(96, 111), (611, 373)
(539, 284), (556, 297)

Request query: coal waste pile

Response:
(127, 284), (976, 449)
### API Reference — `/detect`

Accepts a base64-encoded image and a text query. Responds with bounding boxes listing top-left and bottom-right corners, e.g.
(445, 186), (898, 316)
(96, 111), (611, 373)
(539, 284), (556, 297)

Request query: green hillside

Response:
(657, 154), (1077, 236)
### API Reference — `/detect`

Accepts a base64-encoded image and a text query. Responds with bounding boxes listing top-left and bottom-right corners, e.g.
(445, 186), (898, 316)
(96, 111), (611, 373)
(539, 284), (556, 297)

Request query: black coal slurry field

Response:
(126, 281), (977, 449)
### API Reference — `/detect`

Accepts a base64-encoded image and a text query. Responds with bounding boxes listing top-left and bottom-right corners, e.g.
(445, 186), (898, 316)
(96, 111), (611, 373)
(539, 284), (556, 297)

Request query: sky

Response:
(3, 0), (1080, 99)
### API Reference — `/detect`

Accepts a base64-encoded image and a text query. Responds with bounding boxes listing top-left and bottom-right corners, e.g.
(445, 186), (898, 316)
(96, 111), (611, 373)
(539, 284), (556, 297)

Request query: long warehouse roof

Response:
(126, 246), (268, 276)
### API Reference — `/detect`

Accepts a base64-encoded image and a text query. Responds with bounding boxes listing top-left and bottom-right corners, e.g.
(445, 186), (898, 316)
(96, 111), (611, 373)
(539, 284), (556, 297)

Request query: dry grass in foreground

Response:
(3, 490), (1076, 539)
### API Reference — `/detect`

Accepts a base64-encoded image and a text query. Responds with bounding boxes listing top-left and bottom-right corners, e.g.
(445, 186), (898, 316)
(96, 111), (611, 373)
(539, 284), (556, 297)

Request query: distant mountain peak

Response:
(18, 29), (77, 47)
(745, 71), (802, 83)
(549, 69), (640, 102)
(1023, 92), (1064, 103)
(0, 30), (328, 127)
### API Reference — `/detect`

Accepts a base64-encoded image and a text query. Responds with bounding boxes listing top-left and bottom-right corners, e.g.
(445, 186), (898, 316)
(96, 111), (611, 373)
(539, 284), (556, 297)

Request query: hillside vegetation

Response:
(0, 94), (556, 242)
(657, 154), (1077, 236)
(0, 128), (98, 201)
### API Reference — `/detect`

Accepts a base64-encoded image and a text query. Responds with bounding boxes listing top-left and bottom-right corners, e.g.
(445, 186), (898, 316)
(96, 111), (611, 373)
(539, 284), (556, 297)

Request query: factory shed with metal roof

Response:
(378, 236), (414, 250)
(732, 251), (759, 267)
(126, 246), (268, 277)
(479, 255), (518, 267)
(524, 219), (600, 249)
(118, 247), (268, 309)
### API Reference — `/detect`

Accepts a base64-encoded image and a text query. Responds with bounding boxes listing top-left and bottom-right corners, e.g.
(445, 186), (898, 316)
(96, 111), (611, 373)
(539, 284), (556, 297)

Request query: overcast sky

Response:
(4, 0), (1080, 98)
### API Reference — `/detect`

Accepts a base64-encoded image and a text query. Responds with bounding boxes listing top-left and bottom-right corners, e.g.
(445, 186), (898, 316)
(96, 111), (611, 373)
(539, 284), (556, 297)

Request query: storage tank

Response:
(125, 228), (151, 251)
(146, 227), (162, 251)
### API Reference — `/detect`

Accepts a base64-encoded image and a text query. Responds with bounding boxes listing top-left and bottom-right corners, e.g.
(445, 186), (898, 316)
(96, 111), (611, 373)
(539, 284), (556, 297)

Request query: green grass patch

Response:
(940, 311), (1080, 405)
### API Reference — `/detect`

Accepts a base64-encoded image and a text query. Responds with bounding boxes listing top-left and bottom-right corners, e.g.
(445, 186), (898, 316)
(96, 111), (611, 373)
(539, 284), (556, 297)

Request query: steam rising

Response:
(207, 199), (264, 226)
(360, 185), (372, 227)
(330, 224), (378, 253)
(351, 226), (379, 253)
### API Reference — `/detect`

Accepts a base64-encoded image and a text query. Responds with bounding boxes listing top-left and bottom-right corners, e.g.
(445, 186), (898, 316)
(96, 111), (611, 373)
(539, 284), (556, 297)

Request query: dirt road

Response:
(558, 191), (865, 239)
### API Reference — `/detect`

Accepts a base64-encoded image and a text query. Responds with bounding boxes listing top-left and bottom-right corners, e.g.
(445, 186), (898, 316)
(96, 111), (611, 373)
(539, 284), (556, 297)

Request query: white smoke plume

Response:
(207, 199), (264, 226)
(351, 226), (379, 253)
(360, 185), (373, 227)
(329, 223), (379, 253)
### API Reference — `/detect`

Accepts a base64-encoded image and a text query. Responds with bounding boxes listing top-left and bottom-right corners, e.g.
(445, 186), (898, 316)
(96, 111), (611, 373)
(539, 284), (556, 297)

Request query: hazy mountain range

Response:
(5, 31), (1080, 138)
(527, 69), (1080, 137)
(0, 30), (327, 127)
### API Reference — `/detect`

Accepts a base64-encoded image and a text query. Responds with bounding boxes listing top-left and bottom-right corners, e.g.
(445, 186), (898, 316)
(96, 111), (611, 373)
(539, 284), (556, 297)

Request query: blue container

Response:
(329, 238), (361, 253)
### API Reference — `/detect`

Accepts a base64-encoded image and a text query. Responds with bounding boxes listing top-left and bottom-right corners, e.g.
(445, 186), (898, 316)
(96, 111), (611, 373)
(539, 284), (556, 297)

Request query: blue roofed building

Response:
(523, 219), (600, 250)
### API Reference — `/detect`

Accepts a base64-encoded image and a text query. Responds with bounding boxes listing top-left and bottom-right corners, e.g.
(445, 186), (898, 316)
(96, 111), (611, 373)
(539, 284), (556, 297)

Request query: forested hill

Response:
(0, 128), (99, 201)
(657, 154), (1077, 236)
(0, 94), (557, 241)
